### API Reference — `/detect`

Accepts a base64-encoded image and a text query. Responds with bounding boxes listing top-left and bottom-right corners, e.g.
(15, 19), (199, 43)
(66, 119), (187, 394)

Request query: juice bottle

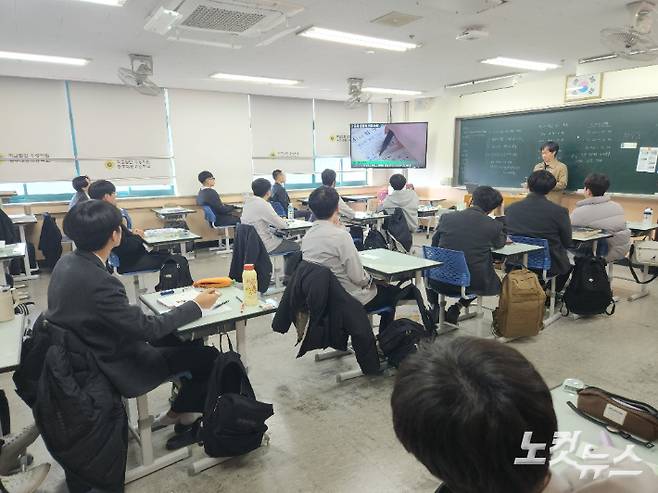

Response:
(243, 264), (258, 306)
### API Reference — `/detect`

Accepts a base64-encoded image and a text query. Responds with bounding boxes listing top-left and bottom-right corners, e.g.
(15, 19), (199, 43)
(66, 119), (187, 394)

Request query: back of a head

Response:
(272, 169), (283, 181)
(308, 186), (339, 220)
(64, 200), (122, 252)
(389, 173), (407, 191)
(72, 175), (89, 192)
(198, 170), (213, 184)
(251, 178), (272, 198)
(391, 337), (556, 493)
(584, 173), (610, 197)
(321, 168), (337, 187)
(472, 186), (503, 213)
(527, 170), (557, 196)
(88, 179), (116, 200)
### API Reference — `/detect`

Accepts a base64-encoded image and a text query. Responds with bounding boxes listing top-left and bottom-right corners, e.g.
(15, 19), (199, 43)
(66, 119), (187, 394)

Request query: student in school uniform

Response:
(506, 170), (573, 292)
(570, 173), (631, 261)
(88, 180), (169, 274)
(378, 174), (419, 232)
(302, 186), (404, 330)
(196, 171), (240, 226)
(68, 175), (90, 210)
(533, 141), (568, 204)
(430, 186), (507, 324)
(241, 178), (300, 256)
(391, 337), (658, 493)
(320, 168), (355, 219)
(271, 169), (311, 220)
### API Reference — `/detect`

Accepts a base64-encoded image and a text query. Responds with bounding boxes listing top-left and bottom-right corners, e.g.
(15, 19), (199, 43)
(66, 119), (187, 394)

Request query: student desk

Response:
(152, 207), (196, 228)
(464, 193), (526, 214)
(8, 214), (38, 281)
(143, 228), (201, 257)
(551, 385), (658, 467)
(138, 285), (276, 478)
(618, 222), (658, 302)
(359, 248), (441, 286)
(0, 191), (16, 208)
(0, 314), (26, 436)
(0, 243), (26, 287)
(418, 197), (446, 205)
(345, 211), (388, 230)
(493, 242), (545, 268)
(418, 205), (444, 239)
(572, 229), (614, 256)
(274, 219), (313, 239)
(342, 194), (376, 212)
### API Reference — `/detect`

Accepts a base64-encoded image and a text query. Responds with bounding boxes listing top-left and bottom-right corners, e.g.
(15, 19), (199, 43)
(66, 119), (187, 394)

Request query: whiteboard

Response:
(315, 100), (368, 156)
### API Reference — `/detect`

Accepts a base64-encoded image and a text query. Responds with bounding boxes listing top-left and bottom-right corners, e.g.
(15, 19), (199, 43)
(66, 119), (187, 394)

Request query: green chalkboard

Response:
(457, 98), (658, 194)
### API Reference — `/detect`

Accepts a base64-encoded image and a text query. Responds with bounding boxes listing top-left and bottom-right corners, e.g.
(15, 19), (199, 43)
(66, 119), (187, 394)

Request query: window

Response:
(314, 157), (367, 187)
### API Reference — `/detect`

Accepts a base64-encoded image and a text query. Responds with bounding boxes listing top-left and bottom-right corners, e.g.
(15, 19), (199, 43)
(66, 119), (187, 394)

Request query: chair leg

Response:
(544, 277), (561, 327)
(223, 227), (231, 253)
(133, 275), (141, 304)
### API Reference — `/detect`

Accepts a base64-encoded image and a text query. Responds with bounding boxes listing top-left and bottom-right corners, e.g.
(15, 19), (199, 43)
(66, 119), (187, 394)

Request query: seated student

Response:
(68, 175), (90, 210)
(271, 169), (311, 220)
(302, 186), (403, 330)
(570, 173), (631, 261)
(321, 168), (355, 219)
(88, 180), (168, 273)
(391, 337), (658, 493)
(378, 174), (419, 232)
(506, 170), (573, 292)
(241, 178), (300, 256)
(431, 186), (506, 323)
(196, 170), (240, 226)
(50, 201), (219, 485)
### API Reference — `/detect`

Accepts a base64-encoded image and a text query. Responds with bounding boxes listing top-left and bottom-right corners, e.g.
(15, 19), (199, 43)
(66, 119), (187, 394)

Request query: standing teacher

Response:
(534, 141), (567, 204)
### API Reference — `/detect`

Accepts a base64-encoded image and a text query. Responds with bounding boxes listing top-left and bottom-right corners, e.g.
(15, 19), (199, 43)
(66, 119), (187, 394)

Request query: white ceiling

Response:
(0, 0), (640, 101)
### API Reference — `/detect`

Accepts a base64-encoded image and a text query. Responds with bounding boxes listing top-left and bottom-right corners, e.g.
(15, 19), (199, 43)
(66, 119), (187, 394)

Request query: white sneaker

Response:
(0, 463), (50, 493)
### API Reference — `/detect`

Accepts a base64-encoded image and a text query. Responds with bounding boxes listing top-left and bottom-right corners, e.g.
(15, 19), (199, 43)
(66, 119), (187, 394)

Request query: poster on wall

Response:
(636, 146), (658, 173)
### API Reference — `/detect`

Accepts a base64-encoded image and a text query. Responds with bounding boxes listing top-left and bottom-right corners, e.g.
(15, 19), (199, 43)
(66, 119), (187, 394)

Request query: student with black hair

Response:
(391, 337), (658, 493)
(320, 168), (355, 219)
(430, 185), (506, 324)
(302, 186), (403, 330)
(88, 179), (168, 274)
(379, 173), (419, 232)
(241, 178), (300, 255)
(506, 170), (573, 292)
(570, 173), (630, 261)
(270, 169), (311, 220)
(68, 175), (90, 210)
(196, 170), (239, 226)
(533, 141), (568, 204)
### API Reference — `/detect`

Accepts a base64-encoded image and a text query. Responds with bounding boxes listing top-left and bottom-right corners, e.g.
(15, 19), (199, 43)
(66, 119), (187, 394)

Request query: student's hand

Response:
(384, 123), (426, 162)
(194, 289), (219, 310)
(134, 228), (145, 238)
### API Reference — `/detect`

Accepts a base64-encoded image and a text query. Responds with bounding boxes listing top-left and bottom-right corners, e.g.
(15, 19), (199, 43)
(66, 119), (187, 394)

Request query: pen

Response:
(211, 299), (229, 310)
(235, 296), (243, 303)
(160, 290), (175, 296)
(379, 130), (394, 156)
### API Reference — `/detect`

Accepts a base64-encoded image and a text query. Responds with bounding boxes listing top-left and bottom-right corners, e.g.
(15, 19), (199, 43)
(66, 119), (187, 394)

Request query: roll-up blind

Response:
(315, 100), (368, 156)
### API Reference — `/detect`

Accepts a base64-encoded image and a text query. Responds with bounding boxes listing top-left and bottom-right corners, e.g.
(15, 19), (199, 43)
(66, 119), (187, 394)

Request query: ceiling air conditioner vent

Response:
(181, 6), (266, 32)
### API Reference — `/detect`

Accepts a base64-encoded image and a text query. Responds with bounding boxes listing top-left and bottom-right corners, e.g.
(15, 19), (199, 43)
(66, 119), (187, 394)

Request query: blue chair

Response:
(423, 246), (478, 332)
(120, 208), (133, 230)
(271, 201), (287, 217)
(202, 205), (235, 255)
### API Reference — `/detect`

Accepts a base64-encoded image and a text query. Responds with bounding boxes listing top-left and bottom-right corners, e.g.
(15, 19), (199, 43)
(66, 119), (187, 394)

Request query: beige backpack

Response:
(492, 268), (546, 338)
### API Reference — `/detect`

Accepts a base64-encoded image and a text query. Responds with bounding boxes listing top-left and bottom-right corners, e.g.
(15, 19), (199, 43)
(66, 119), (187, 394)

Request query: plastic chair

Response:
(271, 201), (287, 217)
(423, 246), (479, 332)
(202, 205), (235, 255)
(109, 253), (159, 303)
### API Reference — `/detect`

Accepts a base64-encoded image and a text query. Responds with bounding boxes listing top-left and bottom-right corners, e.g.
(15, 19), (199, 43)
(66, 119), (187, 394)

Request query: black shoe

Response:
(445, 304), (461, 325)
(165, 418), (201, 450)
(173, 420), (196, 435)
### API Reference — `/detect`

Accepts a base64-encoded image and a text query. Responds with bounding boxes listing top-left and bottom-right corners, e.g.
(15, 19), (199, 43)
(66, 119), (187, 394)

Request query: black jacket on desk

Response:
(44, 249), (202, 398)
(196, 188), (239, 227)
(38, 212), (63, 270)
(229, 223), (272, 293)
(505, 192), (573, 276)
(272, 260), (380, 375)
(270, 183), (290, 210)
(432, 207), (506, 296)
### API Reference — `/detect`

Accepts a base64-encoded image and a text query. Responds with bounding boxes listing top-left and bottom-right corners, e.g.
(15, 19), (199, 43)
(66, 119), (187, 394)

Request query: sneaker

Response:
(445, 304), (461, 325)
(0, 463), (50, 493)
(165, 418), (201, 450)
(0, 425), (39, 475)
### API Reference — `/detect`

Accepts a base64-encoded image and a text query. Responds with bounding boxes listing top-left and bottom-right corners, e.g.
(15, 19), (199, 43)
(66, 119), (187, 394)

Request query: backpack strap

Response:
(628, 244), (658, 285)
(219, 333), (234, 353)
(605, 300), (616, 316)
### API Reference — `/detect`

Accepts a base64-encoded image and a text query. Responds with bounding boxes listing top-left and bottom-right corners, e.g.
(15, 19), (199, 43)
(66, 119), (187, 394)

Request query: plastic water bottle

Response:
(287, 203), (294, 220)
(643, 207), (653, 226)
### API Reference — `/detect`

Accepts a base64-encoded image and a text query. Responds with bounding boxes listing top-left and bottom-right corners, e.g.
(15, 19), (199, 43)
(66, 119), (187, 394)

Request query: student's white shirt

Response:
(301, 220), (376, 304)
(379, 189), (419, 232)
(338, 196), (356, 219)
(240, 195), (288, 253)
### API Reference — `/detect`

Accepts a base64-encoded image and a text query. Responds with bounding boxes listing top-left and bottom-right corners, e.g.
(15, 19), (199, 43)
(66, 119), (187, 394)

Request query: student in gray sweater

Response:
(379, 174), (419, 232)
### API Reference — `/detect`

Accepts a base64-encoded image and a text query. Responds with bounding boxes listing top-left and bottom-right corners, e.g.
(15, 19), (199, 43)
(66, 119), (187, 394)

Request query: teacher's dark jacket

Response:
(44, 249), (202, 397)
(505, 192), (573, 276)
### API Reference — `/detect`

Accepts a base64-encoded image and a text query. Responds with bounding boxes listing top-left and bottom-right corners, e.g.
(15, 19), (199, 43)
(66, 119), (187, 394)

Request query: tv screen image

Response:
(350, 122), (428, 169)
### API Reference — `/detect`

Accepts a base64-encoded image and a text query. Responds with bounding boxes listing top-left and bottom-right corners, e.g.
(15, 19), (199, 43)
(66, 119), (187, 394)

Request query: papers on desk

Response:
(572, 227), (603, 239)
(157, 289), (199, 308)
(158, 207), (187, 213)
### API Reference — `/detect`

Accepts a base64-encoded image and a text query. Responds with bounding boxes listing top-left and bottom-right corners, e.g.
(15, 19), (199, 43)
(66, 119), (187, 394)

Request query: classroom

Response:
(1, 1), (658, 492)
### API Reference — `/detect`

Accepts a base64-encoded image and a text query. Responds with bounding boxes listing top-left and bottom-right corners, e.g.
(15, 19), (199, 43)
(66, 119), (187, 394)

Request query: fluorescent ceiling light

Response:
(71, 0), (127, 6)
(298, 26), (419, 52)
(445, 73), (521, 89)
(210, 72), (300, 85)
(0, 50), (89, 66)
(362, 87), (423, 96)
(481, 57), (560, 71)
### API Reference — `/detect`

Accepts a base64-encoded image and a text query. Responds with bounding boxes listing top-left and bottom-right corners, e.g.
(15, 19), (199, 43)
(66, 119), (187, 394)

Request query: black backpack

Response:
(202, 336), (274, 458)
(155, 255), (193, 291)
(377, 318), (429, 367)
(562, 255), (615, 316)
(364, 229), (388, 250)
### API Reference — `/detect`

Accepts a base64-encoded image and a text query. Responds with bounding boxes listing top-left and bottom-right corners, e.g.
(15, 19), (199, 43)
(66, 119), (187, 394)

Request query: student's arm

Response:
(113, 225), (145, 257)
(338, 197), (356, 219)
(342, 235), (371, 288)
(214, 192), (235, 215)
(558, 207), (573, 247)
(94, 276), (202, 343)
(431, 214), (448, 247)
(554, 164), (568, 191)
(262, 200), (289, 229)
(491, 220), (507, 249)
(271, 185), (288, 208)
